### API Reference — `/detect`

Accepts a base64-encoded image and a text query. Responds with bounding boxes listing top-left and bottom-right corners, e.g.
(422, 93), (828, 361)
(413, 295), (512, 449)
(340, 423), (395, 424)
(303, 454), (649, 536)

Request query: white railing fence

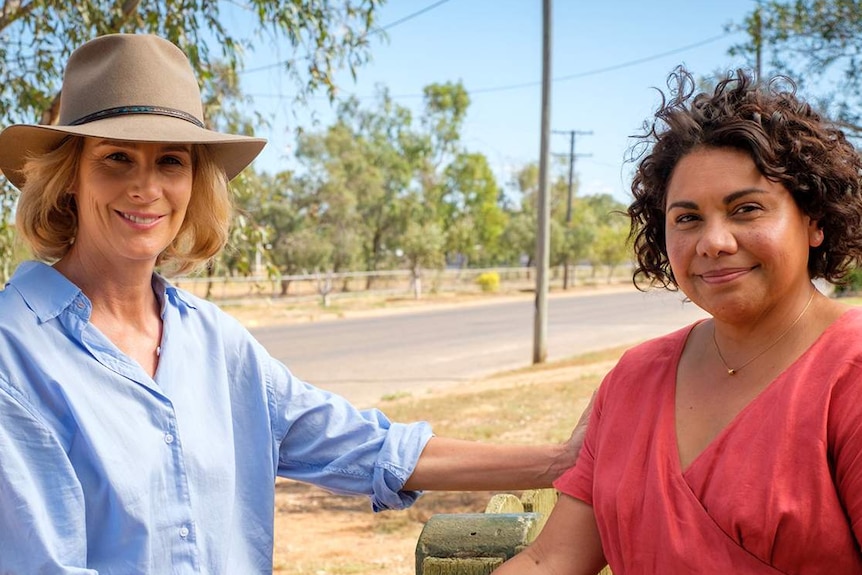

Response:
(173, 265), (634, 305)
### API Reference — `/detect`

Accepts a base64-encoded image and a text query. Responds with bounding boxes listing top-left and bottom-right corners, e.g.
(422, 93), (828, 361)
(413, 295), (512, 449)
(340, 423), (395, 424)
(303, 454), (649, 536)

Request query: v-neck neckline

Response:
(668, 310), (853, 477)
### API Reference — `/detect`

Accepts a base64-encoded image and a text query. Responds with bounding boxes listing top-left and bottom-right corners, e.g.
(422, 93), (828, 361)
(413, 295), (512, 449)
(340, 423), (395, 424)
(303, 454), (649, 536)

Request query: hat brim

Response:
(0, 116), (266, 189)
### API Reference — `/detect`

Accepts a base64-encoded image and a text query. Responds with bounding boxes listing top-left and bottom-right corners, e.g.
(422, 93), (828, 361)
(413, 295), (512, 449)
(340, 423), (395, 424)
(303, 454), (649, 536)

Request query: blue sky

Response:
(240, 0), (759, 204)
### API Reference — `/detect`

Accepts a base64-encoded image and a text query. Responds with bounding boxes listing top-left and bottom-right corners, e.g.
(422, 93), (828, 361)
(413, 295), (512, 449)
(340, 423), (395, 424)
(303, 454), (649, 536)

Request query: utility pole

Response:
(553, 129), (593, 224)
(533, 0), (552, 365)
(552, 129), (592, 289)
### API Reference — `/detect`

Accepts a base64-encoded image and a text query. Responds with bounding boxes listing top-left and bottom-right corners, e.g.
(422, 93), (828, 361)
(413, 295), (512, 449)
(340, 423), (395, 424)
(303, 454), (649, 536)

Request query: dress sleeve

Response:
(553, 367), (611, 505)
(266, 356), (434, 511)
(0, 380), (96, 574)
(827, 360), (862, 546)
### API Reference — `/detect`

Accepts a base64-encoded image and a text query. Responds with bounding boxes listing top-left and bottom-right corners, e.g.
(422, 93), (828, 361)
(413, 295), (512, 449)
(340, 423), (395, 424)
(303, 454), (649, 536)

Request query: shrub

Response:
(476, 271), (500, 293)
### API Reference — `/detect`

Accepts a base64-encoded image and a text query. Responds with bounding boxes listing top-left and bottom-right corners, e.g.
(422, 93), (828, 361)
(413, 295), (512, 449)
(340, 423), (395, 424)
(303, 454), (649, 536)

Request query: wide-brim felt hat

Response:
(0, 33), (266, 189)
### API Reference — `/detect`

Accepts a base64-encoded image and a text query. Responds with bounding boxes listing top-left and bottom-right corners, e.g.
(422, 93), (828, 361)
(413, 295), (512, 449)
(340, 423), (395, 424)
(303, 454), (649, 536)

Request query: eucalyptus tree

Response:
(500, 162), (574, 269)
(267, 207), (334, 281)
(498, 211), (536, 267)
(498, 164), (541, 267)
(289, 80), (498, 280)
(590, 220), (631, 281)
(554, 206), (596, 287)
(498, 161), (631, 283)
(580, 193), (630, 279)
(421, 81), (471, 168)
(295, 91), (421, 286)
(251, 171), (332, 294)
(731, 0), (862, 134)
(399, 218), (445, 299)
(293, 122), (363, 277)
(346, 93), (423, 282)
(414, 82), (470, 229)
(0, 0), (383, 281)
(440, 152), (506, 267)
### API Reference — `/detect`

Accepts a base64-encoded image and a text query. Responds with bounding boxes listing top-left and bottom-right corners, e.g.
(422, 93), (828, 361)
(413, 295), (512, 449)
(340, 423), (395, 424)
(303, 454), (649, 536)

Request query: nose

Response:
(696, 218), (737, 258)
(129, 164), (162, 203)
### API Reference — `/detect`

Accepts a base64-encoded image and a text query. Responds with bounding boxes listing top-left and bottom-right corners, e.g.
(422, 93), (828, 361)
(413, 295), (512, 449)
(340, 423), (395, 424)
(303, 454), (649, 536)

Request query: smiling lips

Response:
(698, 266), (757, 284)
(119, 211), (162, 225)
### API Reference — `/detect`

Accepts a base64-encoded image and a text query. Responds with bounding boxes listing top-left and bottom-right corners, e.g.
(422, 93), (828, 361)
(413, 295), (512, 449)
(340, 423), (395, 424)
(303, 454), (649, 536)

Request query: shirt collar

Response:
(8, 261), (197, 323)
(7, 261), (82, 323)
(151, 273), (197, 315)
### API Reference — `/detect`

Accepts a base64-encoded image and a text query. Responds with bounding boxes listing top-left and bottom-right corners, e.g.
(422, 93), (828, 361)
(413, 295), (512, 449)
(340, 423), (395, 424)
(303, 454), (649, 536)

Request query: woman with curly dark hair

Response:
(496, 67), (862, 574)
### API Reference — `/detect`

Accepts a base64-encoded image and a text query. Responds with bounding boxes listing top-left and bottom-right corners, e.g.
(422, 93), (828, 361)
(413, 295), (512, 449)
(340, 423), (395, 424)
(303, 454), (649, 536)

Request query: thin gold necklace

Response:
(712, 289), (817, 376)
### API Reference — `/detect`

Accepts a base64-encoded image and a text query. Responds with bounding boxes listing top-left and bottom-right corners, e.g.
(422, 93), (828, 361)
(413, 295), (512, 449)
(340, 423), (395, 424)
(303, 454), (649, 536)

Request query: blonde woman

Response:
(0, 34), (583, 574)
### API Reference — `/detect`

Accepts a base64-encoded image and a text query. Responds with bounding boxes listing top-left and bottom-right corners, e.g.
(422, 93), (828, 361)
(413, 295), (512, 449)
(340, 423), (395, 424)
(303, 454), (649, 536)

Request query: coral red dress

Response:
(555, 308), (862, 574)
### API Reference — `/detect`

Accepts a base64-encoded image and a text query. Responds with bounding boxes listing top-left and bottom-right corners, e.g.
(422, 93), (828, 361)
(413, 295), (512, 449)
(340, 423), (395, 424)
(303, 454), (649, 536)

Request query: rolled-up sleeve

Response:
(268, 356), (433, 511)
(368, 420), (432, 510)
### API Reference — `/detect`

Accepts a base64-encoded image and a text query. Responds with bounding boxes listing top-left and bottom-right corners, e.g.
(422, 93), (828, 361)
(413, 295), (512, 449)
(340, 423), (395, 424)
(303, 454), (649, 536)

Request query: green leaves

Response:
(731, 0), (862, 133)
(0, 0), (382, 276)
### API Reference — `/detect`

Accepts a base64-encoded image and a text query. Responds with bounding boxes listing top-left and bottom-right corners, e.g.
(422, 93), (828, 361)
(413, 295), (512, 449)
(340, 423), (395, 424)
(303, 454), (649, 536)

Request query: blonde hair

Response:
(15, 137), (233, 276)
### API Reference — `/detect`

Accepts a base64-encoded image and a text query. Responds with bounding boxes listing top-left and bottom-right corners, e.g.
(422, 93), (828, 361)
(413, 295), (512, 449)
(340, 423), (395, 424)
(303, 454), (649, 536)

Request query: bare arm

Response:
(494, 494), (606, 575)
(404, 437), (570, 491)
(404, 391), (596, 491)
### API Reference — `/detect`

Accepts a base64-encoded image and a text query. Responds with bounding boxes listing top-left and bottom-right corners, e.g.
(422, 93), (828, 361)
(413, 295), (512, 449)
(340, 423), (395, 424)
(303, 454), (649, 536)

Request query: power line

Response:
(555, 33), (732, 82)
(247, 30), (738, 101)
(379, 0), (453, 32)
(240, 0), (454, 75)
(470, 32), (734, 95)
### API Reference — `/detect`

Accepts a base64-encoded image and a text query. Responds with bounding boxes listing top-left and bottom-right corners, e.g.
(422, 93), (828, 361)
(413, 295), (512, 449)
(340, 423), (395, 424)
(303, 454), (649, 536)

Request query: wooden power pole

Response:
(534, 0), (552, 364)
(553, 129), (592, 290)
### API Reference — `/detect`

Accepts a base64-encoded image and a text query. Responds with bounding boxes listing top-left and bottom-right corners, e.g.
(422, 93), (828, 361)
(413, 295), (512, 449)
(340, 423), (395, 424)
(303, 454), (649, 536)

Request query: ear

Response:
(808, 219), (824, 248)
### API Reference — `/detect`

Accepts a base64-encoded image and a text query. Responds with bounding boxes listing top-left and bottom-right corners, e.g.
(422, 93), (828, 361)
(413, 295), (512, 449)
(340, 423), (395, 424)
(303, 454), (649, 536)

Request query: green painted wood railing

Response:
(415, 488), (612, 575)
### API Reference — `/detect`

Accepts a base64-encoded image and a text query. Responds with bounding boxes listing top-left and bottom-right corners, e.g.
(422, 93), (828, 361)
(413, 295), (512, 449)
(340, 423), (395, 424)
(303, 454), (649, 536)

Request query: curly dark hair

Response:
(628, 66), (862, 290)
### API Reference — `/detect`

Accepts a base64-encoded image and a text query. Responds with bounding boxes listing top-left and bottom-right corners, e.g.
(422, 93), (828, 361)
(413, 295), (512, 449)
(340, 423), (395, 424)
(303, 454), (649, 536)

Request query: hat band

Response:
(69, 105), (205, 128)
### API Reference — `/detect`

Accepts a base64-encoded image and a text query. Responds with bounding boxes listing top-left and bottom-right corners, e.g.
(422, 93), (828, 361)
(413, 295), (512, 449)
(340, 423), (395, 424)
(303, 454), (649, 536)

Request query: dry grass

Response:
(215, 291), (629, 573)
(271, 346), (627, 574)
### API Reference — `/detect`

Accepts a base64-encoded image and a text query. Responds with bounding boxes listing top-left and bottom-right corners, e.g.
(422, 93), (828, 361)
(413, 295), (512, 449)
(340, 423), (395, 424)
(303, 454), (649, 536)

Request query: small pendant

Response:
(727, 368), (736, 376)
(156, 346), (161, 357)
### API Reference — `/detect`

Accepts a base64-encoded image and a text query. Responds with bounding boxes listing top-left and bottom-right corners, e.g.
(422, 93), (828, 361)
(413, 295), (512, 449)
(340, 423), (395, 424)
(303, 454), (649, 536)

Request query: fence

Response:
(415, 488), (612, 574)
(172, 264), (634, 305)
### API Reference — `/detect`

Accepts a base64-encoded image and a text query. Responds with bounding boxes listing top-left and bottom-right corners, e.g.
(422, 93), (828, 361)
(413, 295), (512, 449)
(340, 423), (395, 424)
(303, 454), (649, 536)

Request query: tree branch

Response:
(109, 0), (141, 30)
(0, 0), (40, 31)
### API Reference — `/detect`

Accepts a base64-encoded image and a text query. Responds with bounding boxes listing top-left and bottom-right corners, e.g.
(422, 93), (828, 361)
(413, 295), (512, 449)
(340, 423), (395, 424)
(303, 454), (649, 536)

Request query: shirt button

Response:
(164, 433), (174, 444)
(76, 301), (85, 309)
(179, 526), (189, 538)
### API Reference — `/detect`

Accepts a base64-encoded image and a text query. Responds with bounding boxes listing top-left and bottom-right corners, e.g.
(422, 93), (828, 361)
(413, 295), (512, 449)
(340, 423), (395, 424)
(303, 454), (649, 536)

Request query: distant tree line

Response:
(218, 82), (631, 292)
(13, 0), (859, 287)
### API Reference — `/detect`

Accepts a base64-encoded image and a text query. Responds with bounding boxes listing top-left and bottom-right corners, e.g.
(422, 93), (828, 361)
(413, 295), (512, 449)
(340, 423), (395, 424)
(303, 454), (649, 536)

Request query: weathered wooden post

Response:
(415, 512), (543, 575)
(415, 488), (561, 575)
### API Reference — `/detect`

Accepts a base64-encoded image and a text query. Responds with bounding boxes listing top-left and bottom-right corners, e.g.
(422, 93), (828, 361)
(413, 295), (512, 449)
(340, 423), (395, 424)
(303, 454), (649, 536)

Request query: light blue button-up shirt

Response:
(0, 261), (433, 574)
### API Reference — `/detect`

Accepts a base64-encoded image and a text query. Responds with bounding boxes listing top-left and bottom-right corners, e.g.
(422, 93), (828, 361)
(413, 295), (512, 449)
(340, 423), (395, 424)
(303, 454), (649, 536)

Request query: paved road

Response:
(251, 288), (709, 407)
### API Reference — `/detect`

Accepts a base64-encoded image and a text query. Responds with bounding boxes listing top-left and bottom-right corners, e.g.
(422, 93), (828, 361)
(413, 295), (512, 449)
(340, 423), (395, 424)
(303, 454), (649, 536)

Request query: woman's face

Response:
(664, 146), (822, 321)
(71, 138), (193, 269)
